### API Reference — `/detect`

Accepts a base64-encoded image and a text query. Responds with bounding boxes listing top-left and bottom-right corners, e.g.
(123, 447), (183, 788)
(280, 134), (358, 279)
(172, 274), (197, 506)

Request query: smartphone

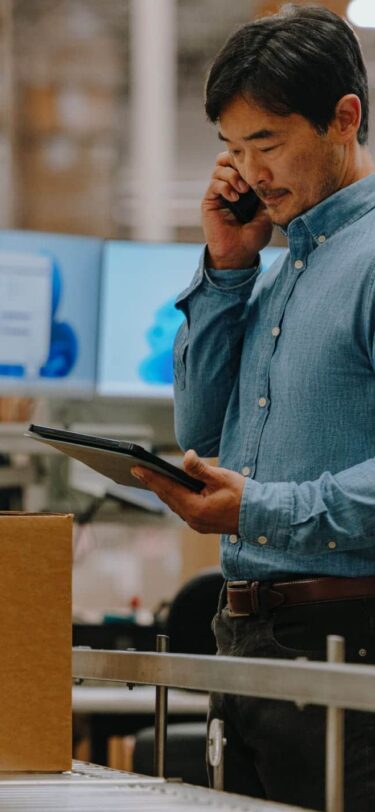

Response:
(220, 188), (260, 224)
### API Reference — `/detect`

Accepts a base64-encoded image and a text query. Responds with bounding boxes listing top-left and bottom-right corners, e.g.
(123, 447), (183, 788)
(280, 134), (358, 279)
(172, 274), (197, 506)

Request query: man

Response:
(132, 5), (375, 809)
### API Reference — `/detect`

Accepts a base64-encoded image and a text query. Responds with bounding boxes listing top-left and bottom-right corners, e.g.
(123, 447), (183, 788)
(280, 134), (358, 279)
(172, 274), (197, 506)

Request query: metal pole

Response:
(325, 635), (345, 812)
(1, 0), (16, 227)
(208, 718), (226, 791)
(153, 634), (169, 777)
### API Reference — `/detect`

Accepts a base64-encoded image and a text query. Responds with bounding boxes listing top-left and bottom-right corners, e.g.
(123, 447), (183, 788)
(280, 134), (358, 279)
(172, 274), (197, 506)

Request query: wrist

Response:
(206, 246), (258, 270)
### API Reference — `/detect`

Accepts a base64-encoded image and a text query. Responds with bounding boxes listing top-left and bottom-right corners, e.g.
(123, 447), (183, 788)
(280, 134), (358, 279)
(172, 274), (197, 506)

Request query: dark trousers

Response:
(209, 589), (375, 811)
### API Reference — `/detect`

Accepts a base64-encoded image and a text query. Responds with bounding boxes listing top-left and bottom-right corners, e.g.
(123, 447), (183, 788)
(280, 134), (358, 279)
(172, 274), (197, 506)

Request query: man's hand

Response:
(202, 151), (273, 270)
(131, 449), (246, 535)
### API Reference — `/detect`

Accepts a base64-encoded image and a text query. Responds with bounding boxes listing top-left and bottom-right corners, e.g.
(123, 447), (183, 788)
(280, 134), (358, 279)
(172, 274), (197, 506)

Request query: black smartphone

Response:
(220, 188), (260, 224)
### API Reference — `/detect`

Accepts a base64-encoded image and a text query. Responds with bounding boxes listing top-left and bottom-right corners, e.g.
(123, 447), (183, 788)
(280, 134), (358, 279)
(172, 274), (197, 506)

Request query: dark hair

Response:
(205, 4), (369, 145)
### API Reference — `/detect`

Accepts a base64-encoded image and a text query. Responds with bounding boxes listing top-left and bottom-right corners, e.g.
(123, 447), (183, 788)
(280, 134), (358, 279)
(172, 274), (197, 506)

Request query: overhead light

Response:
(347, 0), (375, 28)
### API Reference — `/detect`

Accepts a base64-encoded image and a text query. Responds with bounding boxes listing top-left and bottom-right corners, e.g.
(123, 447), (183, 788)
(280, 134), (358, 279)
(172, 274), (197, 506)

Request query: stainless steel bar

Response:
(325, 636), (345, 812)
(208, 718), (226, 792)
(72, 649), (375, 714)
(0, 765), (317, 812)
(153, 635), (169, 777)
(213, 724), (225, 792)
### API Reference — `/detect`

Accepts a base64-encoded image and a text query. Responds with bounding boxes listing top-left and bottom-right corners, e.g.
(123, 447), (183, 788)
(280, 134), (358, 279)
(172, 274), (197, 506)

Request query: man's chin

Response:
(263, 194), (292, 228)
(268, 195), (318, 228)
(270, 214), (291, 228)
(269, 203), (305, 229)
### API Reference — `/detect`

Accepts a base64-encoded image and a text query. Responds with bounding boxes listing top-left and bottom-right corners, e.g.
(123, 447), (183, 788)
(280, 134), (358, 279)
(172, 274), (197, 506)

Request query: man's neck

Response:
(337, 145), (375, 190)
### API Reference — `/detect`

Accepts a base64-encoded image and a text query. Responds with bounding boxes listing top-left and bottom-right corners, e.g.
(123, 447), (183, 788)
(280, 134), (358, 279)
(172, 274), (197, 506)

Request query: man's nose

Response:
(242, 155), (272, 190)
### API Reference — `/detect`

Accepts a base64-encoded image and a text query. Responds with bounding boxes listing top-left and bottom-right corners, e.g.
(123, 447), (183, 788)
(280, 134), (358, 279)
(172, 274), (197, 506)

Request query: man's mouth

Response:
(258, 189), (289, 205)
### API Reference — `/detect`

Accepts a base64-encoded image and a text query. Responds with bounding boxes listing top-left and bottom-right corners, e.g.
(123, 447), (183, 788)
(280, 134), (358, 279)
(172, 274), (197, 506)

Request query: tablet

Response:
(26, 424), (205, 494)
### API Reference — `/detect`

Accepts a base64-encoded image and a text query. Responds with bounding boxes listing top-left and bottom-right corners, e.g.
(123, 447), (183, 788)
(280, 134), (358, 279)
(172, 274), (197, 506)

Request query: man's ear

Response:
(329, 94), (362, 143)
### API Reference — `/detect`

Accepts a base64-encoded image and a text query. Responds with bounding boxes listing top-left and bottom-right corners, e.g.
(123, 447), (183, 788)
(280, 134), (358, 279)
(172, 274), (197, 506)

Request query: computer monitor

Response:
(0, 230), (102, 397)
(261, 246), (288, 272)
(96, 241), (287, 399)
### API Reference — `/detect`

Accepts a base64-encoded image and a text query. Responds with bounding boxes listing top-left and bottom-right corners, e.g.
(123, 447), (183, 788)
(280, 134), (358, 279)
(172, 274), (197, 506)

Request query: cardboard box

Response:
(179, 526), (219, 587)
(0, 512), (72, 771)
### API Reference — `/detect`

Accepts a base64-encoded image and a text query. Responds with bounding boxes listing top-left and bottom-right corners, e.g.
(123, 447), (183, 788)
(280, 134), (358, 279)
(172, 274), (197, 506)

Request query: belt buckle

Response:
(227, 580), (255, 618)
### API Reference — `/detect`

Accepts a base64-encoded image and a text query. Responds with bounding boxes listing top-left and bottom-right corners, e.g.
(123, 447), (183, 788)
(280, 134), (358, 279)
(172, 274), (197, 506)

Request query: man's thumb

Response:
(183, 449), (217, 483)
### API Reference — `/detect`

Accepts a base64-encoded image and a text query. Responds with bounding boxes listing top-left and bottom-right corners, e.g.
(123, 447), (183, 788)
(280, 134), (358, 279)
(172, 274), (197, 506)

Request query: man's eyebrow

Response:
(218, 128), (282, 142)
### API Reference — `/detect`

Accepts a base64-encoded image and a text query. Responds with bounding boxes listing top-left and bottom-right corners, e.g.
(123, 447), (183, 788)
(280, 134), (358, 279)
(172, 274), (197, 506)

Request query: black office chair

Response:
(133, 567), (224, 785)
(166, 566), (224, 655)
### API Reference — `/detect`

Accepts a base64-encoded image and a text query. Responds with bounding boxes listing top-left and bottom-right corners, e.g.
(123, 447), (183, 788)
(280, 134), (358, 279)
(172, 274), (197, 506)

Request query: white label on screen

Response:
(0, 251), (52, 375)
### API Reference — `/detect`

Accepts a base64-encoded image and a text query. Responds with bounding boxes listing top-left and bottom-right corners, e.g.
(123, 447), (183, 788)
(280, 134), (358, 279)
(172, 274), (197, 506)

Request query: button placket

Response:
(241, 252), (303, 480)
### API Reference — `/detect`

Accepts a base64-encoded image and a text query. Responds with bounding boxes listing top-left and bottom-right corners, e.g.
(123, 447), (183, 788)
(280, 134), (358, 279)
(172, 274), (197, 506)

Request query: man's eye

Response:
(259, 145), (279, 153)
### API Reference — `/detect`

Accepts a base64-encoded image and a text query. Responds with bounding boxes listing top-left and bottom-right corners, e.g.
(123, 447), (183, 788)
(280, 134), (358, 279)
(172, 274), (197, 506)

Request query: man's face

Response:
(218, 94), (344, 227)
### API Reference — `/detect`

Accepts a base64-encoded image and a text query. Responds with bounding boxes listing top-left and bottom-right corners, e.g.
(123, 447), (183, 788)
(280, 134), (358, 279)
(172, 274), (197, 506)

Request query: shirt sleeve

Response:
(238, 458), (375, 555)
(173, 247), (261, 456)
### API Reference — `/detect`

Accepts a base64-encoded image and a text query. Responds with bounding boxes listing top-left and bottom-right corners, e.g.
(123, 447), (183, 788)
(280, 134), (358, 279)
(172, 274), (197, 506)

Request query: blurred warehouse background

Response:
(0, 0), (372, 244)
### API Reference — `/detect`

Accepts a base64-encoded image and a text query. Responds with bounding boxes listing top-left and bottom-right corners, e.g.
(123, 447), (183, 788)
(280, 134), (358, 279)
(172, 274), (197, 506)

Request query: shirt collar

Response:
(284, 172), (375, 258)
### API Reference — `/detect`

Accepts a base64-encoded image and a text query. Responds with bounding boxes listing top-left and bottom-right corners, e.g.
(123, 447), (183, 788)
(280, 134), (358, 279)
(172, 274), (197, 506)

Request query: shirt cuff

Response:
(238, 477), (293, 550)
(175, 248), (206, 310)
(205, 259), (260, 290)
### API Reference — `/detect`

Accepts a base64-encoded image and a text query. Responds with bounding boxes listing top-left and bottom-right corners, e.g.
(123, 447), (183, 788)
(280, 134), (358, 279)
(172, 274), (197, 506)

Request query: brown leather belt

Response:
(227, 575), (375, 617)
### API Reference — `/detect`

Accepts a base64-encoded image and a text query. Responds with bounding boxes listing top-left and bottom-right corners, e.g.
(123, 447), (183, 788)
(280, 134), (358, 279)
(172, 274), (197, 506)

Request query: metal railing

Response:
(73, 636), (375, 812)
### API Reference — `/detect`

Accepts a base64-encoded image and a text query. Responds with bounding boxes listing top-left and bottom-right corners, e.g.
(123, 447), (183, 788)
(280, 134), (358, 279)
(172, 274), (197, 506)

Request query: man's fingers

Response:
(212, 166), (249, 195)
(131, 461), (243, 535)
(132, 465), (180, 492)
(131, 465), (195, 508)
(131, 462), (211, 525)
(206, 170), (248, 205)
(183, 450), (218, 485)
(215, 151), (236, 167)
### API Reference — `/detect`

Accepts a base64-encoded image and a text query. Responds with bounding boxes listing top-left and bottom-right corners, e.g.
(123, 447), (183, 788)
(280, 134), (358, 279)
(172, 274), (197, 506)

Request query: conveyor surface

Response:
(0, 760), (314, 811)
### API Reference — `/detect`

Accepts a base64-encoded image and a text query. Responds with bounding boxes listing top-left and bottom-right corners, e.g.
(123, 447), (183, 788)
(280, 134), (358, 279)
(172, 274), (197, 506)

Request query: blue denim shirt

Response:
(173, 173), (375, 580)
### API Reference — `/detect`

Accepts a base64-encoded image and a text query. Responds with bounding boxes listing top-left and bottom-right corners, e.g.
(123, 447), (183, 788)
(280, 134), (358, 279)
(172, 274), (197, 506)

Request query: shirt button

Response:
(328, 540), (337, 550)
(258, 535), (268, 545)
(229, 534), (238, 544)
(294, 259), (304, 270)
(271, 326), (281, 337)
(318, 234), (326, 243)
(258, 397), (267, 407)
(242, 466), (251, 476)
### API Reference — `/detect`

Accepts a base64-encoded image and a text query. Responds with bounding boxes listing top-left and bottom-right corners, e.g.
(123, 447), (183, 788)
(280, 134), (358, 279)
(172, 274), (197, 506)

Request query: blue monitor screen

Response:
(0, 230), (102, 397)
(97, 241), (287, 399)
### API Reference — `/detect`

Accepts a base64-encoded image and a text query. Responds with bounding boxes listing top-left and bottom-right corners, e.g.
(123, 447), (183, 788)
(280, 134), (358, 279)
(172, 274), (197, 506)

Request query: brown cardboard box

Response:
(179, 526), (220, 587)
(0, 512), (72, 771)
